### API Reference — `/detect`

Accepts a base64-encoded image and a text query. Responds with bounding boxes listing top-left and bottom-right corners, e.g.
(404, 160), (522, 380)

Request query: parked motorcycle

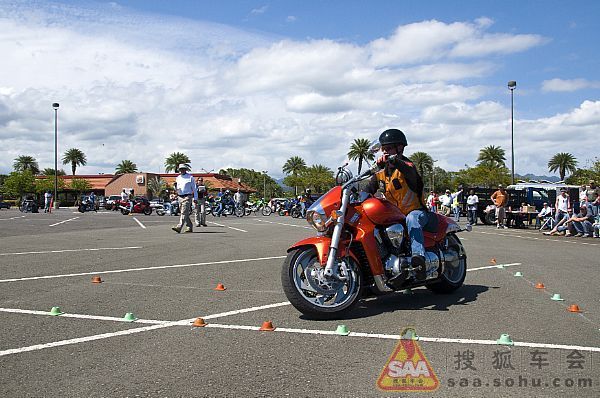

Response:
(119, 197), (153, 215)
(20, 199), (38, 213)
(281, 145), (470, 319)
(78, 198), (97, 213)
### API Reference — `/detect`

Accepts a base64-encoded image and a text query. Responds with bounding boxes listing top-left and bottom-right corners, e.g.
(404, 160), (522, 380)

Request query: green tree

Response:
(164, 152), (190, 173)
(409, 151), (434, 179)
(42, 168), (66, 176)
(453, 164), (511, 188)
(13, 155), (40, 174)
(347, 138), (375, 174)
(2, 170), (36, 201)
(218, 168), (283, 199)
(301, 164), (335, 193)
(115, 160), (138, 174)
(62, 148), (87, 175)
(147, 176), (166, 199)
(35, 176), (66, 194)
(477, 145), (506, 167)
(282, 156), (307, 195)
(548, 152), (578, 181)
(70, 178), (92, 196)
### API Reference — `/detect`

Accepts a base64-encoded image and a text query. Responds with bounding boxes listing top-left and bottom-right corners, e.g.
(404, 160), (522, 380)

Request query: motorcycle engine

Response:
(384, 252), (441, 281)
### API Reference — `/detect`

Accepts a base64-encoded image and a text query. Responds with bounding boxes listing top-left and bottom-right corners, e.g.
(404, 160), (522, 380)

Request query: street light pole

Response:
(262, 171), (268, 200)
(508, 81), (516, 185)
(52, 103), (59, 209)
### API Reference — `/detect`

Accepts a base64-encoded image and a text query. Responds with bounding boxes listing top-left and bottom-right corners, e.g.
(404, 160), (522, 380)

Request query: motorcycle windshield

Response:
(307, 186), (342, 215)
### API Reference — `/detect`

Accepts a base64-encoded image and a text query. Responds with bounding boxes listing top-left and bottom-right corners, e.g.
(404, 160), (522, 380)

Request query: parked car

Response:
(104, 195), (121, 210)
(0, 201), (11, 209)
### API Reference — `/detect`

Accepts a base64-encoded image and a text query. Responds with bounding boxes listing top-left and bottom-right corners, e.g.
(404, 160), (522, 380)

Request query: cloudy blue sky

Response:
(2, 0), (599, 178)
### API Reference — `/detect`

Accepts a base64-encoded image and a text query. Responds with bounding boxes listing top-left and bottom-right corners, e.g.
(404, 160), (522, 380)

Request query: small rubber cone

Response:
(49, 306), (63, 316)
(490, 258), (497, 265)
(402, 288), (413, 295)
(214, 283), (226, 291)
(514, 271), (523, 277)
(551, 293), (564, 301)
(401, 328), (419, 340)
(496, 333), (514, 346)
(91, 275), (103, 284)
(568, 304), (582, 313)
(123, 312), (137, 322)
(535, 282), (545, 289)
(259, 320), (275, 331)
(335, 325), (350, 336)
(192, 317), (207, 327)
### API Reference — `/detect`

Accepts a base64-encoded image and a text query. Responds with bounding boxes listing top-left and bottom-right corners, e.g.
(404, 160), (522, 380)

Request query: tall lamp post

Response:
(52, 103), (60, 209)
(508, 81), (516, 185)
(262, 170), (268, 200)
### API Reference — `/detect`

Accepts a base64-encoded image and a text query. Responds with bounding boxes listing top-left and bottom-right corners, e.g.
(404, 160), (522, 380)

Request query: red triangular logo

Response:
(376, 328), (439, 392)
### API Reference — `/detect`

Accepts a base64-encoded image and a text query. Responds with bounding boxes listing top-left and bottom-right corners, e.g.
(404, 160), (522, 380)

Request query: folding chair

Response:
(539, 208), (555, 231)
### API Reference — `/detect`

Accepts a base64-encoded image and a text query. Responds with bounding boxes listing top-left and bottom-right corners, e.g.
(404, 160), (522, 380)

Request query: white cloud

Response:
(0, 2), (595, 179)
(542, 78), (600, 92)
(251, 5), (269, 15)
(286, 16), (297, 23)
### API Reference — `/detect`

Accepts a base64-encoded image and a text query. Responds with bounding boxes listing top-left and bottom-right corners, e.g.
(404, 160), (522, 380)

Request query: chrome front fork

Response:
(324, 188), (351, 278)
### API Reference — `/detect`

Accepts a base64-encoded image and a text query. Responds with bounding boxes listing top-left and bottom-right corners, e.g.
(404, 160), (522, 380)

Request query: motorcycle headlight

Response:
(307, 210), (328, 232)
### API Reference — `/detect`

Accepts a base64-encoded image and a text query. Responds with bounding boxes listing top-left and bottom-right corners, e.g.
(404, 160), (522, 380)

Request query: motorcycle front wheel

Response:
(156, 209), (165, 216)
(120, 208), (130, 215)
(281, 247), (363, 320)
(261, 205), (272, 216)
(234, 206), (244, 217)
(143, 207), (152, 215)
(78, 205), (85, 213)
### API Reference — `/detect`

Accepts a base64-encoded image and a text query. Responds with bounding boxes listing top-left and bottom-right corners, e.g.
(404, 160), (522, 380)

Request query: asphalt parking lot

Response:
(0, 208), (598, 397)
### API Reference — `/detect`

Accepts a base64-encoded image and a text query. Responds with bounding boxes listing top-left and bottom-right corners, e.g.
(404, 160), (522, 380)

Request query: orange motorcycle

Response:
(281, 149), (470, 319)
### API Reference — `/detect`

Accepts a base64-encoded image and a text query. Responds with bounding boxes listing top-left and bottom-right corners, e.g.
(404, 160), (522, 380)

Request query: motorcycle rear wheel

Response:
(282, 247), (363, 319)
(426, 234), (467, 294)
(143, 207), (152, 215)
(120, 208), (130, 215)
(261, 206), (272, 216)
(234, 206), (244, 217)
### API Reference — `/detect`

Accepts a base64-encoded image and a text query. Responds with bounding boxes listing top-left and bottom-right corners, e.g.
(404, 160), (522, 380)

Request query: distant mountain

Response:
(516, 174), (561, 182)
(276, 178), (293, 192)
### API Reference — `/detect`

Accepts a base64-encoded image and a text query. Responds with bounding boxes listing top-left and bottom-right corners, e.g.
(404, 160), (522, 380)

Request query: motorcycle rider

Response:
(364, 128), (428, 280)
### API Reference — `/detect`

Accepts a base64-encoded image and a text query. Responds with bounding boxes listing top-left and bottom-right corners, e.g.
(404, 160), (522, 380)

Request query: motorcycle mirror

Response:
(369, 140), (381, 154)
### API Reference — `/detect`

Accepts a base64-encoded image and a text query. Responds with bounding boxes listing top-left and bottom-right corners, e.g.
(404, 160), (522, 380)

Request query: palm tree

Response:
(347, 138), (375, 174)
(282, 156), (307, 195)
(548, 153), (578, 181)
(164, 152), (190, 173)
(115, 160), (138, 174)
(147, 176), (166, 199)
(409, 151), (434, 178)
(62, 148), (87, 175)
(13, 155), (40, 174)
(477, 145), (506, 167)
(41, 168), (66, 176)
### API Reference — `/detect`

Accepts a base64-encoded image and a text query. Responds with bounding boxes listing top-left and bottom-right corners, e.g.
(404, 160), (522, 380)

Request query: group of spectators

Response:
(542, 180), (599, 238)
(426, 188), (480, 226)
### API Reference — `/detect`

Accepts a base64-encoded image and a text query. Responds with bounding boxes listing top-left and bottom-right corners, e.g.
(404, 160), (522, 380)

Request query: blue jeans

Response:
(452, 206), (460, 221)
(406, 209), (427, 258)
(467, 209), (477, 225)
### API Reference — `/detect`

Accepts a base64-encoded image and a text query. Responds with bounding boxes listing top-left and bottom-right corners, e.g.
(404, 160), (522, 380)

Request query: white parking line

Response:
(132, 217), (147, 229)
(207, 221), (247, 232)
(0, 255), (287, 283)
(256, 219), (311, 229)
(0, 307), (168, 324)
(0, 215), (26, 221)
(48, 216), (79, 227)
(468, 263), (521, 272)
(0, 246), (142, 257)
(476, 230), (599, 246)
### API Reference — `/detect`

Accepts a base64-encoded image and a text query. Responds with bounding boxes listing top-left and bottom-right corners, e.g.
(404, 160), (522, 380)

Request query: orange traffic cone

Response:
(91, 276), (103, 284)
(568, 304), (582, 313)
(490, 258), (497, 265)
(259, 320), (276, 331)
(535, 283), (545, 289)
(192, 317), (207, 327)
(214, 283), (226, 291)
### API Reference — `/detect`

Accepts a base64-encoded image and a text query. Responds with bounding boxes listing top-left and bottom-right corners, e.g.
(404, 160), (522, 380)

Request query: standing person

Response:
(426, 191), (437, 213)
(466, 189), (479, 225)
(44, 190), (52, 213)
(363, 128), (429, 280)
(172, 164), (197, 233)
(451, 188), (463, 222)
(233, 188), (244, 213)
(554, 188), (571, 225)
(491, 185), (508, 229)
(195, 177), (208, 227)
(89, 191), (97, 212)
(585, 180), (599, 216)
(439, 190), (452, 216)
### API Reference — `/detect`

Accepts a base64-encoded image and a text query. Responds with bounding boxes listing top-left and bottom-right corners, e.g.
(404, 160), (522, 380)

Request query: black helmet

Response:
(379, 129), (407, 146)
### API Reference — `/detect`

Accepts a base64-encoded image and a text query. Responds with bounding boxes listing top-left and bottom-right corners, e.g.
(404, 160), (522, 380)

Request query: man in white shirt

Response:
(44, 191), (52, 213)
(172, 164), (198, 233)
(439, 190), (452, 216)
(554, 188), (571, 225)
(466, 189), (479, 225)
(535, 202), (552, 229)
